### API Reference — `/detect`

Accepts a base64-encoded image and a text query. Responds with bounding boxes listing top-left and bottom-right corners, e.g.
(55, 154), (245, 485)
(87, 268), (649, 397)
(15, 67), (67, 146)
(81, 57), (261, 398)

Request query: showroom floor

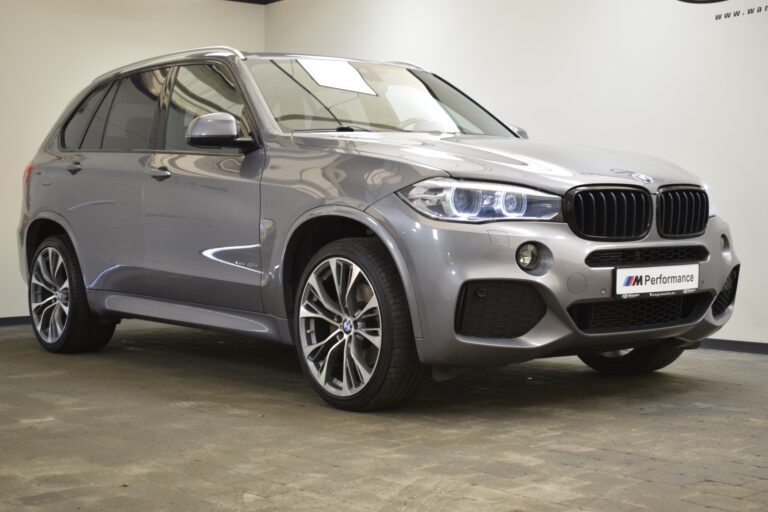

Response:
(0, 321), (766, 511)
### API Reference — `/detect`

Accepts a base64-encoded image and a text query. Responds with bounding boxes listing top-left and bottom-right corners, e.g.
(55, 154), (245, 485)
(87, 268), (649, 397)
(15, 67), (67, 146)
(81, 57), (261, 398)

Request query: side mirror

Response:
(509, 125), (529, 139)
(186, 112), (254, 149)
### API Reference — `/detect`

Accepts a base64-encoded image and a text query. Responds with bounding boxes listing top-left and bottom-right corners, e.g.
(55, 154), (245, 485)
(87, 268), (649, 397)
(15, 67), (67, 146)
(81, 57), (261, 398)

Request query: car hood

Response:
(291, 132), (701, 195)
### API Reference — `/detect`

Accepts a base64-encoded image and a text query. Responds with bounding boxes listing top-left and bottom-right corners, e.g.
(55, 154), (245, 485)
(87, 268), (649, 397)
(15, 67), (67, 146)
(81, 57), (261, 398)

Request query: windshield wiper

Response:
(294, 125), (373, 133)
(334, 125), (372, 132)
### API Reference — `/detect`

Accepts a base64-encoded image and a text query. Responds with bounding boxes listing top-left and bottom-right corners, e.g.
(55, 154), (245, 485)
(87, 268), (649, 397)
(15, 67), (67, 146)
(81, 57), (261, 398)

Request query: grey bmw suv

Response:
(19, 47), (739, 410)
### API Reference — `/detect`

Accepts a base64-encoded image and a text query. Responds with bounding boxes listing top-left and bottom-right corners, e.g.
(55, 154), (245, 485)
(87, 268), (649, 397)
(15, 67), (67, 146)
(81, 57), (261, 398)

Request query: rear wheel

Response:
(28, 235), (116, 353)
(294, 238), (425, 411)
(578, 342), (685, 375)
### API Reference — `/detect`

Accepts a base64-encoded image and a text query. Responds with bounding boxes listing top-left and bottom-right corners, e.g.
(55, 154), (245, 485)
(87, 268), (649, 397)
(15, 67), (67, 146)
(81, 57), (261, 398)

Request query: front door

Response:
(142, 63), (264, 312)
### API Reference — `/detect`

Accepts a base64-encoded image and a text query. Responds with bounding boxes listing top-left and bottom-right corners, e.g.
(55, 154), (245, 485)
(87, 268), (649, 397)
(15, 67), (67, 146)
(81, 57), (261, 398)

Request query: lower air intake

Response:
(456, 281), (546, 338)
(712, 266), (740, 317)
(569, 293), (712, 333)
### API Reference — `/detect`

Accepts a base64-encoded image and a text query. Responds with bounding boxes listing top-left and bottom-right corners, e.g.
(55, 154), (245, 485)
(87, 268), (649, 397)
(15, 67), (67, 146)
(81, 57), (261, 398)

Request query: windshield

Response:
(247, 58), (512, 136)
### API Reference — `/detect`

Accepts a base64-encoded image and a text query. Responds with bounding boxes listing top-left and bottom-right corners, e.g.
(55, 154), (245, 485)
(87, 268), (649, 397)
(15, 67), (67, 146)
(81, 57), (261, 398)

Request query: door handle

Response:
(65, 162), (82, 175)
(149, 166), (172, 182)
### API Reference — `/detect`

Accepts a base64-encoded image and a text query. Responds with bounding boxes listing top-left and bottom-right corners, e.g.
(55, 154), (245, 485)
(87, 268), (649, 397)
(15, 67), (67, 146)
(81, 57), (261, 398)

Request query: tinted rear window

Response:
(61, 84), (110, 149)
(81, 82), (117, 151)
(101, 68), (169, 151)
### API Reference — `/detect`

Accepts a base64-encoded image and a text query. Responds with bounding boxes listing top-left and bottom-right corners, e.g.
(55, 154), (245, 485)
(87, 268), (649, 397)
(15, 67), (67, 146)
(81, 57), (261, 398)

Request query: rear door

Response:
(142, 62), (265, 311)
(53, 68), (169, 293)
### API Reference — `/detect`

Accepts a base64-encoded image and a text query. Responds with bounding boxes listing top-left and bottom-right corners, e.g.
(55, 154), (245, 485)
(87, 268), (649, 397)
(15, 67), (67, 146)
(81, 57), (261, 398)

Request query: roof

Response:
(92, 46), (422, 83)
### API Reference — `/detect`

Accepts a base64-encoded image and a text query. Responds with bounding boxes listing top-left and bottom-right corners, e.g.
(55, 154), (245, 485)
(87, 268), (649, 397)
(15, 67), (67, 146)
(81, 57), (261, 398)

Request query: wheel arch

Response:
(280, 206), (423, 339)
(24, 213), (80, 279)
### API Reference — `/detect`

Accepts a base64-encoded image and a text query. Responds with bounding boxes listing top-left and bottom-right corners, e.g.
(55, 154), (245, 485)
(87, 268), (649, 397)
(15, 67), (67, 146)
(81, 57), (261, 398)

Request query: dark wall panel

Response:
(227, 0), (283, 5)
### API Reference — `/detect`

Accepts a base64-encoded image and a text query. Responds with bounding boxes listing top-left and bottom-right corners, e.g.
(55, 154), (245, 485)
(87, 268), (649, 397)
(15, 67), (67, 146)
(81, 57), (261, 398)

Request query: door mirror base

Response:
(509, 125), (529, 139)
(186, 112), (255, 150)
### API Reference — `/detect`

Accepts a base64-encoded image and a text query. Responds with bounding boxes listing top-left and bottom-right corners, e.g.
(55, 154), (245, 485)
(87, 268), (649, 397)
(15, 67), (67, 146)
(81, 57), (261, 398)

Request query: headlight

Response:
(398, 178), (562, 222)
(703, 182), (716, 217)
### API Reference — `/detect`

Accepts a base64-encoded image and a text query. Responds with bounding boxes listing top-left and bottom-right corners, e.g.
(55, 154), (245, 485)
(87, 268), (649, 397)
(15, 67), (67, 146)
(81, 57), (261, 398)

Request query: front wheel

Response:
(578, 342), (685, 375)
(294, 238), (425, 411)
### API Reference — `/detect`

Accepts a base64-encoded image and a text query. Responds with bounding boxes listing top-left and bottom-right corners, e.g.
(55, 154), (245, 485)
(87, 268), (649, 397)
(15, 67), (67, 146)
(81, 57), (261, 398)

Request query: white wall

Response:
(0, 0), (266, 317)
(265, 0), (768, 343)
(2, 0), (766, 344)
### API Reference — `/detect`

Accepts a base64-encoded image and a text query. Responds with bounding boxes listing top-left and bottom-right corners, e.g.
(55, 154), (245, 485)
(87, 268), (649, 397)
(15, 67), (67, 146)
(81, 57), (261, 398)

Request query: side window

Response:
(81, 82), (117, 151)
(164, 64), (249, 153)
(102, 68), (169, 151)
(61, 84), (110, 149)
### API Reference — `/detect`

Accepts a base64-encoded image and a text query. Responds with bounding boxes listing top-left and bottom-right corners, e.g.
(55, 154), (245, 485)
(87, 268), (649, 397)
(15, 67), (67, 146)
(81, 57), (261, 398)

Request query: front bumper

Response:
(368, 195), (739, 366)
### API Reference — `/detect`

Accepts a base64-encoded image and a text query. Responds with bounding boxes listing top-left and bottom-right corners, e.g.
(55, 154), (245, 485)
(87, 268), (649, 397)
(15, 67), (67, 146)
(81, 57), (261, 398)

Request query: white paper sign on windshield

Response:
(298, 59), (376, 96)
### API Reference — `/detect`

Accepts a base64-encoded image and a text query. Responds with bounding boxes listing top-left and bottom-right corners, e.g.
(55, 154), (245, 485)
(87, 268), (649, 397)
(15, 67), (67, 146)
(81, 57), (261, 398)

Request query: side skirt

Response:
(87, 290), (293, 344)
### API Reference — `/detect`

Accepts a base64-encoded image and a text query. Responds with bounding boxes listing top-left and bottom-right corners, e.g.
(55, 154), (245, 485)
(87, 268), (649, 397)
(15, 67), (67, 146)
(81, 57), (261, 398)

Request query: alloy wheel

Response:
(299, 257), (382, 397)
(30, 247), (70, 344)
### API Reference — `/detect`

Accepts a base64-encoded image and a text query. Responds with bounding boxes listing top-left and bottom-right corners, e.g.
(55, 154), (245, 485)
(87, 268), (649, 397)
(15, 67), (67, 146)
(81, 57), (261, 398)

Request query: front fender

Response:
(264, 205), (424, 340)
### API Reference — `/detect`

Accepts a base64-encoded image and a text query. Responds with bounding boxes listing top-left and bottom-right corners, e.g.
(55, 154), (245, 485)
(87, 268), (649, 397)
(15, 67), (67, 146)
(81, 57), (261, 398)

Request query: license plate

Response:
(615, 264), (699, 299)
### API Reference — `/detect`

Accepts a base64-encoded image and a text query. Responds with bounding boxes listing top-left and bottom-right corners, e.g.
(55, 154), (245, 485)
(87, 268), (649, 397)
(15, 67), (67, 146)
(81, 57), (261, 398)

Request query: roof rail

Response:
(184, 45), (246, 60)
(387, 60), (423, 69)
(91, 46), (247, 83)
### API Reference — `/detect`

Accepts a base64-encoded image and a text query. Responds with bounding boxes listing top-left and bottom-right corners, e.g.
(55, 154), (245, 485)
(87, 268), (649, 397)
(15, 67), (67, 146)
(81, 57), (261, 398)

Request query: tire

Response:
(28, 235), (116, 353)
(293, 238), (425, 411)
(578, 342), (685, 375)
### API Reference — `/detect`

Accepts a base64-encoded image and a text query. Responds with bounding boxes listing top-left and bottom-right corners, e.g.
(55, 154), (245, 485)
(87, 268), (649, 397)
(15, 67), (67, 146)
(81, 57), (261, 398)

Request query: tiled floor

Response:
(0, 320), (766, 511)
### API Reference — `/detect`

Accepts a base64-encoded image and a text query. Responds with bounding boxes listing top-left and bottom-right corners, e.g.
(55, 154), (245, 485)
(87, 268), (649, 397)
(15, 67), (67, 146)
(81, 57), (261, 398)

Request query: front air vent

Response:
(456, 280), (546, 338)
(565, 186), (653, 241)
(568, 293), (713, 333)
(657, 186), (709, 239)
(585, 245), (709, 267)
(712, 266), (740, 317)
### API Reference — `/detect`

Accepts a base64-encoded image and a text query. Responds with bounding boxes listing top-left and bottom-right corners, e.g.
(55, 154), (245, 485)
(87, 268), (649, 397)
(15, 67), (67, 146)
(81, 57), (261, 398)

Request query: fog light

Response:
(517, 242), (539, 270)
